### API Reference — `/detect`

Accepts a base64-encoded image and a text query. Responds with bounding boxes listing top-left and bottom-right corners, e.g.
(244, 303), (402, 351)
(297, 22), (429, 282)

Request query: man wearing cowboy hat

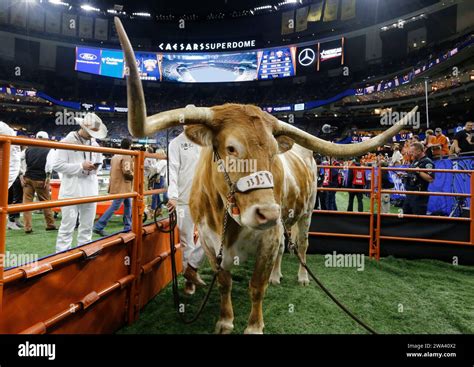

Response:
(53, 113), (108, 253)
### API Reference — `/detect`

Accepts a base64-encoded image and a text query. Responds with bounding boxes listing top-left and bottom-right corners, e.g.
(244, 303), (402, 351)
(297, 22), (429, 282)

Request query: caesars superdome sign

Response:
(158, 40), (257, 52)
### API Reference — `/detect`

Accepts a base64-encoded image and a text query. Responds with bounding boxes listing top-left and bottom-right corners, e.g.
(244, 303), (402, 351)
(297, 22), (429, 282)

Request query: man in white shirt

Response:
(167, 131), (206, 295)
(151, 148), (168, 215)
(390, 144), (403, 166)
(53, 113), (107, 253)
(144, 146), (157, 218)
(0, 121), (22, 230)
(0, 122), (21, 189)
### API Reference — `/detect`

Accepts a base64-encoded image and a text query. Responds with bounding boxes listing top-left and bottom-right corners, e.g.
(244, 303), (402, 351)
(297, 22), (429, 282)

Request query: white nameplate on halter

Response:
(235, 171), (274, 193)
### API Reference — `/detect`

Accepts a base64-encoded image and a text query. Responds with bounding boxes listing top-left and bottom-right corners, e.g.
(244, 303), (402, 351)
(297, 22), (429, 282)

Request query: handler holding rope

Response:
(167, 130), (206, 295)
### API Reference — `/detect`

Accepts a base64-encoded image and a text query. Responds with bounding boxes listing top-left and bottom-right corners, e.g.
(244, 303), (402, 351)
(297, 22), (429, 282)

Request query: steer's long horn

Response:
(274, 106), (418, 158)
(114, 17), (213, 137)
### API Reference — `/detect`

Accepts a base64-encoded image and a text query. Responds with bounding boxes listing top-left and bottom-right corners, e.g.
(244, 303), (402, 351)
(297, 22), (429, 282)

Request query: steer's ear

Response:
(275, 135), (294, 153)
(184, 125), (214, 146)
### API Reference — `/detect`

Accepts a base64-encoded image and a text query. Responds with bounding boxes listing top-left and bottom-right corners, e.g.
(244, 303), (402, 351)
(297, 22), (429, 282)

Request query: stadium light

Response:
(254, 5), (272, 11)
(81, 4), (100, 12)
(278, 0), (298, 6)
(132, 12), (151, 17)
(48, 0), (69, 5)
(381, 13), (426, 31)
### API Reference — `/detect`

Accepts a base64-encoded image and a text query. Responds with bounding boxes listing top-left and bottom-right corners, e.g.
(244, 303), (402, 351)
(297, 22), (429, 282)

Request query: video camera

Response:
(401, 171), (421, 189)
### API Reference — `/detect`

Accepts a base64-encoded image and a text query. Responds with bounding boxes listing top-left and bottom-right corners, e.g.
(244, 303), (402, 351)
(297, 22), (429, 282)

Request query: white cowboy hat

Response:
(36, 131), (49, 139)
(74, 113), (108, 139)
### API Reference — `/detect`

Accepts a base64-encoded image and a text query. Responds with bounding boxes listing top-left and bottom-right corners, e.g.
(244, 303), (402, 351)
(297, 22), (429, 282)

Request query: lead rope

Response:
(154, 137), (225, 324)
(282, 221), (378, 335)
(157, 208), (220, 324)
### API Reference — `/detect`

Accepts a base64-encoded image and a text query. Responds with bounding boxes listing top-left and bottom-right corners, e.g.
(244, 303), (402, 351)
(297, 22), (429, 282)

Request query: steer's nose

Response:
(254, 204), (280, 227)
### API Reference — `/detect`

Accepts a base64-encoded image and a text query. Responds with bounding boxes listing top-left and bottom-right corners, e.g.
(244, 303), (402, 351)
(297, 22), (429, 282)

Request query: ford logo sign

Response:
(80, 53), (97, 61)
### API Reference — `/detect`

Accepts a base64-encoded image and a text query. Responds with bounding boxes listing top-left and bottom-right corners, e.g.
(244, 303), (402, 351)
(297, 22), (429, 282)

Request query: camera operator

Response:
(399, 142), (435, 215)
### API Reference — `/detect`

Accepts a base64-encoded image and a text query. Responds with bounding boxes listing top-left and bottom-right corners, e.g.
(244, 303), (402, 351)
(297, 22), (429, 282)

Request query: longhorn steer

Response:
(114, 18), (418, 334)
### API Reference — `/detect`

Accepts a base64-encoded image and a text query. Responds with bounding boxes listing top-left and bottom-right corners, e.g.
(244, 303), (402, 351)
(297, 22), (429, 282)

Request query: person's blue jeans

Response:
(325, 191), (337, 211)
(151, 176), (168, 210)
(94, 198), (132, 232)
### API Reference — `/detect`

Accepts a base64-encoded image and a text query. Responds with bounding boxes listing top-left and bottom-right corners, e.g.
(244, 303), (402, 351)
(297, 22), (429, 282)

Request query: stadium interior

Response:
(0, 0), (473, 346)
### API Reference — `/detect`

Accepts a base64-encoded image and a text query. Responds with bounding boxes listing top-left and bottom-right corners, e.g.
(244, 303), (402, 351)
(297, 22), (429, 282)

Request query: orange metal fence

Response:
(1, 136), (473, 317)
(0, 135), (172, 317)
(314, 165), (474, 259)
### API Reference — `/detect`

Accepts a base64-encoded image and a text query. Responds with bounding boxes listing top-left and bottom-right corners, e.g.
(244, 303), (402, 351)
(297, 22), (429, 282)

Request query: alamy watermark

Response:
(0, 251), (38, 268)
(18, 341), (55, 361)
(324, 251), (365, 271)
(55, 109), (87, 126)
(217, 156), (257, 173)
(380, 111), (420, 129)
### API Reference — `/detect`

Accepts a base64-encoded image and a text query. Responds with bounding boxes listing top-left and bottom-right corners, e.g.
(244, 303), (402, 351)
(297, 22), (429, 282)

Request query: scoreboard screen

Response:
(161, 52), (258, 83)
(100, 49), (124, 78)
(317, 38), (344, 71)
(75, 41), (341, 83)
(257, 47), (296, 80)
(75, 47), (101, 75)
(135, 52), (162, 81)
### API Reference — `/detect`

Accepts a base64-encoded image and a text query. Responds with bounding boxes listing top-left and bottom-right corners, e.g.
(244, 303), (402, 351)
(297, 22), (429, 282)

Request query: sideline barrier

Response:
(312, 165), (474, 261)
(1, 136), (472, 332)
(0, 136), (181, 333)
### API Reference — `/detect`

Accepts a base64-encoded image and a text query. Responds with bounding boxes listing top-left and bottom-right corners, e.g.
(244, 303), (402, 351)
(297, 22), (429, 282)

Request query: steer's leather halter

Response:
(213, 149), (274, 227)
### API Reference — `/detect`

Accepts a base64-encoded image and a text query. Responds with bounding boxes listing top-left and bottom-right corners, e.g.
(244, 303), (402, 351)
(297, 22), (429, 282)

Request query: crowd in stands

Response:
(355, 125), (458, 166)
(1, 32), (470, 118)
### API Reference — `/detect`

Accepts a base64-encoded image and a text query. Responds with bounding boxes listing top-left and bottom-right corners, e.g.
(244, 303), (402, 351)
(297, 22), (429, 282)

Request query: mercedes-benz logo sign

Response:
(298, 48), (316, 67)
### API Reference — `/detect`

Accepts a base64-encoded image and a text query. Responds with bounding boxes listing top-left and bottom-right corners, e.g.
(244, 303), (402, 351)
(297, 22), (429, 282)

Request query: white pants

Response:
(56, 203), (97, 253)
(177, 204), (205, 269)
(381, 193), (391, 214)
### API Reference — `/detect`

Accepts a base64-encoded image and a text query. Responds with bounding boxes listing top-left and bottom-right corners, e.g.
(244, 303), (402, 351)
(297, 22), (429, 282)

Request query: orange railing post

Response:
(0, 140), (11, 312)
(375, 166), (383, 260)
(0, 135), (178, 329)
(471, 172), (474, 245)
(128, 150), (145, 324)
(368, 166), (376, 259)
(314, 165), (474, 250)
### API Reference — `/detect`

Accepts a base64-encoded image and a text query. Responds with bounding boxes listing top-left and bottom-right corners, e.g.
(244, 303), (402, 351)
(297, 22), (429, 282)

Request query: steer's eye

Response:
(226, 146), (237, 155)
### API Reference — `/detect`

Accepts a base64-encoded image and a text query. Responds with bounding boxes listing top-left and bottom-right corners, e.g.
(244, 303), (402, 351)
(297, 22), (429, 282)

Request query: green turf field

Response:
(6, 193), (473, 334)
(5, 209), (159, 263)
(332, 190), (400, 214)
(118, 254), (474, 334)
(5, 192), (397, 262)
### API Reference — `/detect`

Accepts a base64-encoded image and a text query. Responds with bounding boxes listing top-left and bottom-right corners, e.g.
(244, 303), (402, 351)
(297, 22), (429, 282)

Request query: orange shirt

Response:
(402, 142), (411, 163)
(432, 134), (449, 156)
(426, 135), (437, 146)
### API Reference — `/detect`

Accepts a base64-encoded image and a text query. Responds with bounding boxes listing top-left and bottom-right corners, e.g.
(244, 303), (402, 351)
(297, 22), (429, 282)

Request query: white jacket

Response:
(45, 149), (56, 175)
(52, 131), (103, 198)
(168, 132), (201, 205)
(156, 159), (167, 178)
(0, 121), (21, 189)
(144, 157), (156, 178)
(390, 150), (403, 166)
